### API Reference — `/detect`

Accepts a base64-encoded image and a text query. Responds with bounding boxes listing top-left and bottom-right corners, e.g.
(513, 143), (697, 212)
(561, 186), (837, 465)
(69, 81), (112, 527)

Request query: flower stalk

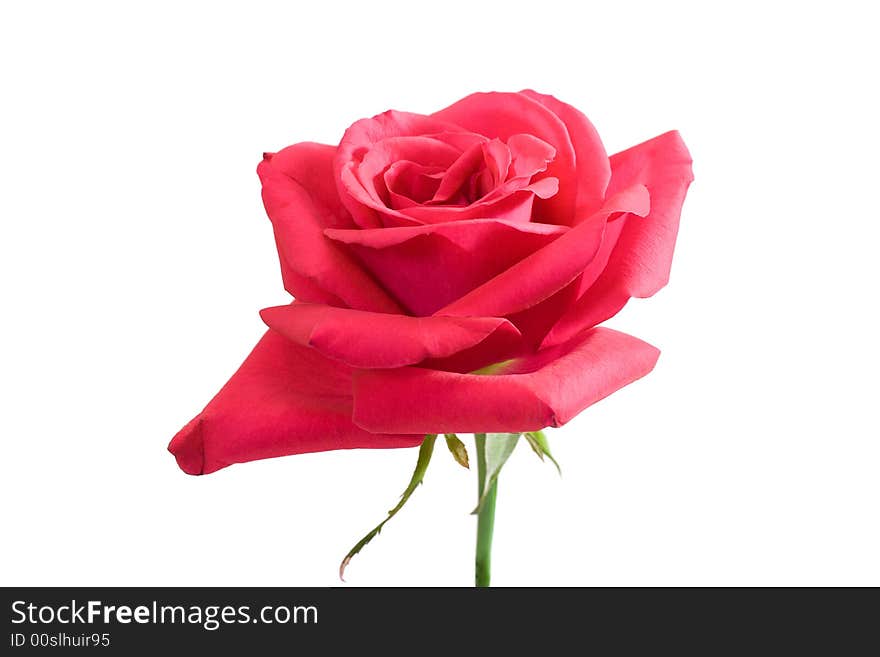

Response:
(474, 433), (497, 587)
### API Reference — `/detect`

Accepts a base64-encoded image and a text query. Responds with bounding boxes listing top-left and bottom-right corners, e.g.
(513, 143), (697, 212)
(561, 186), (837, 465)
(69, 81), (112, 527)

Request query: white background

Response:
(2, 1), (878, 586)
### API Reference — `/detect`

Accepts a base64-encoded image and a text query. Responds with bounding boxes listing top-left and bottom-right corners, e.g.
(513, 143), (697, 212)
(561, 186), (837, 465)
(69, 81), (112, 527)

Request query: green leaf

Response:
(524, 430), (562, 475)
(444, 433), (470, 469)
(472, 433), (520, 514)
(339, 434), (437, 581)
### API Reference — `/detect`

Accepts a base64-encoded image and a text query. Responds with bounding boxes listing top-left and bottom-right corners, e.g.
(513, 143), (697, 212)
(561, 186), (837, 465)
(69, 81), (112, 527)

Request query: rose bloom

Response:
(169, 90), (693, 475)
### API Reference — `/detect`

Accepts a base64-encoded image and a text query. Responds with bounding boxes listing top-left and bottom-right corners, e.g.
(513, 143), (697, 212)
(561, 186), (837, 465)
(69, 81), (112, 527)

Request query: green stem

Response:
(474, 433), (497, 587)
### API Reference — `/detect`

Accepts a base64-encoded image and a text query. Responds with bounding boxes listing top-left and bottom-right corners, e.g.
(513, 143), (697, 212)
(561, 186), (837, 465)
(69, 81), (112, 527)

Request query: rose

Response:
(169, 90), (692, 475)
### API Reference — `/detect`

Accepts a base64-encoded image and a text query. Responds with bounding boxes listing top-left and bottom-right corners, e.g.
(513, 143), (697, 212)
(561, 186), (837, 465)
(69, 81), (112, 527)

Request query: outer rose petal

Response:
(505, 212), (629, 348)
(168, 330), (422, 475)
(260, 302), (522, 369)
(326, 219), (568, 315)
(258, 156), (402, 314)
(544, 131), (694, 346)
(519, 89), (611, 220)
(258, 147), (348, 306)
(505, 274), (583, 349)
(352, 327), (660, 434)
(267, 142), (352, 228)
(432, 91), (578, 225)
(438, 184), (650, 318)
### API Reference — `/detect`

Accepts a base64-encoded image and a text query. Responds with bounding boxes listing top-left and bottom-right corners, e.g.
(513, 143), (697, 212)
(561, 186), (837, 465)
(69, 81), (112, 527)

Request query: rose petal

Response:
(428, 130), (488, 152)
(260, 145), (352, 305)
(419, 320), (528, 374)
(168, 330), (422, 475)
(506, 133), (557, 179)
(437, 184), (650, 318)
(398, 187), (539, 225)
(325, 219), (568, 315)
(352, 327), (660, 433)
(260, 302), (522, 369)
(575, 213), (628, 295)
(432, 91), (578, 225)
(544, 131), (694, 346)
(430, 141), (486, 203)
(520, 176), (559, 200)
(383, 161), (445, 209)
(482, 139), (512, 190)
(512, 211), (629, 339)
(520, 90), (611, 221)
(266, 142), (351, 228)
(505, 275), (583, 349)
(258, 157), (403, 313)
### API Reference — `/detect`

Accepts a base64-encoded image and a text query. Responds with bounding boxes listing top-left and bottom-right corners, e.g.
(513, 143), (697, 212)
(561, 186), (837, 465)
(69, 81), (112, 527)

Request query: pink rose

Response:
(169, 90), (693, 475)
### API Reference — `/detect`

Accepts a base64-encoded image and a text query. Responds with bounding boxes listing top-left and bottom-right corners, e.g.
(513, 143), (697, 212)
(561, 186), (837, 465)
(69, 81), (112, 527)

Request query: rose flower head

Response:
(169, 90), (693, 476)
